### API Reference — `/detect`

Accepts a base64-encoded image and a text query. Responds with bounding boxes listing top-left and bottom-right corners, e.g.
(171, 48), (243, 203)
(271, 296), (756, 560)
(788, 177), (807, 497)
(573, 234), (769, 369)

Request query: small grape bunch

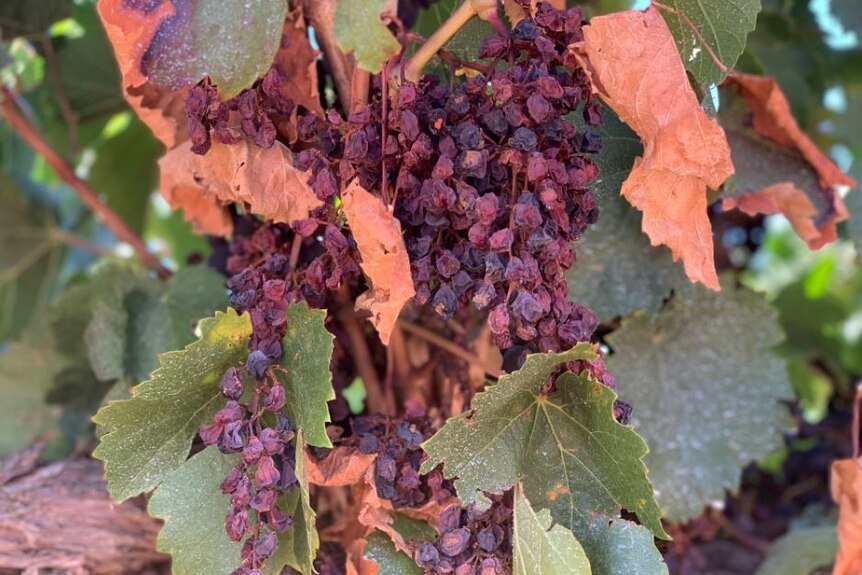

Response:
(414, 492), (514, 574)
(198, 366), (298, 575)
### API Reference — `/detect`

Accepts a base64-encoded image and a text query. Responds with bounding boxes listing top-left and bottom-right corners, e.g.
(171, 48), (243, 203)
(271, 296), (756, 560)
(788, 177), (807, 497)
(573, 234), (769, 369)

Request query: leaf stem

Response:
(651, 1), (729, 76)
(0, 87), (171, 279)
(403, 0), (498, 83)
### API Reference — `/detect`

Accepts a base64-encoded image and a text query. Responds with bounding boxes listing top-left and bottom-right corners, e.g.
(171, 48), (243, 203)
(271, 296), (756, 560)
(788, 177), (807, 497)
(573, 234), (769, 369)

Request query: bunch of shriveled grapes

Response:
(188, 3), (603, 574)
(294, 2), (603, 364)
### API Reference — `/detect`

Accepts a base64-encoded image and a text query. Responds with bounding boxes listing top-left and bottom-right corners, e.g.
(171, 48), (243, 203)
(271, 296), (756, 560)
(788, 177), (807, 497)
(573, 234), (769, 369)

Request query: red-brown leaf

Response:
(342, 180), (415, 346)
(573, 6), (734, 290)
(831, 458), (862, 575)
(97, 0), (187, 148)
(159, 140), (321, 234)
(305, 447), (376, 487)
(721, 74), (855, 250)
(722, 183), (848, 250)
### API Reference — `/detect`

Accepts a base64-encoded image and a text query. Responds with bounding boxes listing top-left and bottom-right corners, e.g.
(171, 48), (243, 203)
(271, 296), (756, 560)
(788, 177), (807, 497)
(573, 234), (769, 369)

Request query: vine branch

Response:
(0, 87), (171, 279)
(404, 0), (498, 83)
(397, 319), (503, 379)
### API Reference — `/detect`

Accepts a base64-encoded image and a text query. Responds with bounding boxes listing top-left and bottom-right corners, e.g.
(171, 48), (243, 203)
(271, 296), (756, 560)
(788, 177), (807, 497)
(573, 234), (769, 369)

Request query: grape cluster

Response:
(185, 66), (294, 155)
(342, 411), (453, 508)
(414, 492), (514, 575)
(198, 366), (298, 575)
(295, 2), (603, 355)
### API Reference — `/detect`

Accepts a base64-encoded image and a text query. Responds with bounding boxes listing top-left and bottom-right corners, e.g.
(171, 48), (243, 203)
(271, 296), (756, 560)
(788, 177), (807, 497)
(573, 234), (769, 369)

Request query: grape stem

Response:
(651, 1), (730, 75)
(0, 87), (171, 279)
(403, 0), (498, 83)
(397, 319), (503, 379)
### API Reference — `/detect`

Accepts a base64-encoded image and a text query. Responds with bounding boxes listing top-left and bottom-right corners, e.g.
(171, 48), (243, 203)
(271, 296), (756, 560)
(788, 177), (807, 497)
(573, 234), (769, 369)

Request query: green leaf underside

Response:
(275, 302), (336, 448)
(267, 430), (319, 575)
(335, 0), (400, 72)
(421, 344), (668, 540)
(513, 485), (591, 575)
(569, 513), (669, 575)
(92, 309), (252, 501)
(415, 0), (494, 63)
(0, 172), (64, 341)
(566, 112), (686, 321)
(0, 0), (69, 38)
(660, 0), (761, 90)
(754, 526), (837, 575)
(142, 0), (288, 99)
(606, 278), (794, 522)
(365, 531), (423, 575)
(148, 447), (243, 575)
(0, 336), (64, 457)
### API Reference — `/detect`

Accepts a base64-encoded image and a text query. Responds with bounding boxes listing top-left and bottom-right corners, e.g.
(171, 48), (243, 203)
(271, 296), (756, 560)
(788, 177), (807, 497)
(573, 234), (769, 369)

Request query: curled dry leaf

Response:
(97, 0), (187, 148)
(159, 139), (322, 236)
(272, 5), (324, 143)
(573, 6), (734, 290)
(723, 184), (848, 250)
(503, 0), (565, 25)
(342, 180), (415, 346)
(831, 458), (862, 575)
(720, 74), (856, 250)
(305, 446), (376, 487)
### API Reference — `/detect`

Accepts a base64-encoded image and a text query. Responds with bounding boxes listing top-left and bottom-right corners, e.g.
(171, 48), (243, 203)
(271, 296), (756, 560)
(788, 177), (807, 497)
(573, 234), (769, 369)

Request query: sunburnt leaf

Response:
(334, 0), (400, 73)
(606, 279), (794, 522)
(719, 74), (855, 250)
(147, 447), (243, 575)
(574, 6), (734, 290)
(659, 0), (761, 90)
(831, 455), (862, 575)
(159, 140), (320, 236)
(512, 485), (591, 575)
(421, 344), (667, 540)
(342, 180), (415, 345)
(92, 309), (252, 502)
(273, 302), (336, 448)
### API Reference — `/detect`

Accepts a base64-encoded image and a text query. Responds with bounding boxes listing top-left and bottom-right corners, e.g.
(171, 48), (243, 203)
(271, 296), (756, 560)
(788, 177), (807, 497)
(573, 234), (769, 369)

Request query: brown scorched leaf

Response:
(342, 180), (415, 346)
(305, 446), (376, 487)
(275, 6), (324, 118)
(159, 140), (322, 235)
(97, 0), (187, 148)
(720, 74), (856, 250)
(832, 458), (862, 575)
(574, 6), (734, 290)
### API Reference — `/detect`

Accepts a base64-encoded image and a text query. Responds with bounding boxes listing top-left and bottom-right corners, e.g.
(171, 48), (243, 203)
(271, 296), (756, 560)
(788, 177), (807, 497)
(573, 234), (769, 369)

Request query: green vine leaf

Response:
(513, 485), (591, 575)
(660, 0), (761, 90)
(566, 112), (687, 321)
(570, 514), (669, 575)
(335, 0), (400, 72)
(606, 279), (794, 522)
(364, 530), (423, 575)
(142, 0), (288, 99)
(92, 309), (252, 501)
(0, 172), (64, 341)
(147, 447), (243, 575)
(267, 430), (319, 575)
(421, 344), (668, 540)
(274, 302), (336, 448)
(755, 525), (837, 575)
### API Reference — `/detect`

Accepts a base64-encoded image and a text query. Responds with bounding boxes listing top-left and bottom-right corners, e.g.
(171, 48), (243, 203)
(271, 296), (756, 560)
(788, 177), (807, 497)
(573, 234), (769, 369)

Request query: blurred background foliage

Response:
(0, 1), (859, 568)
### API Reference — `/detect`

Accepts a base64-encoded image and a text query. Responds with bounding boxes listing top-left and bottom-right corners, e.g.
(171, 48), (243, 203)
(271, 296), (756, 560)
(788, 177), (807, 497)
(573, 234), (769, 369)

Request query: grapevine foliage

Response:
(0, 0), (859, 574)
